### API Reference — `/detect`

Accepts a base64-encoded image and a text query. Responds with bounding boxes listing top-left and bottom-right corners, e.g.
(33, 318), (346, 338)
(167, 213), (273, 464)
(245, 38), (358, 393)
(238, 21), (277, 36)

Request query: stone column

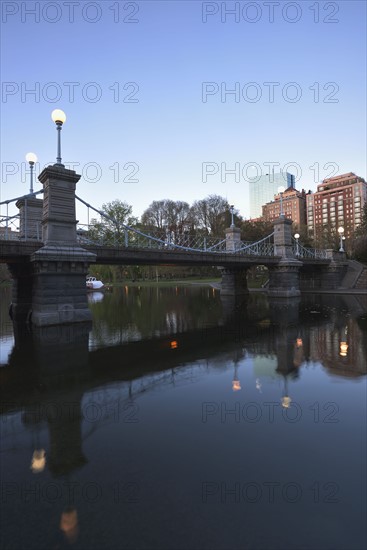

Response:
(225, 226), (241, 252)
(30, 165), (96, 326)
(320, 250), (348, 289)
(16, 196), (43, 240)
(273, 217), (294, 258)
(269, 216), (302, 298)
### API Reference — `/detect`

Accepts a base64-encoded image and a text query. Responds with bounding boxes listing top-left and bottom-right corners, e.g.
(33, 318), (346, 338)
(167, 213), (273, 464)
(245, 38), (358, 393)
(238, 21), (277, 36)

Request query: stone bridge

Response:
(0, 164), (348, 326)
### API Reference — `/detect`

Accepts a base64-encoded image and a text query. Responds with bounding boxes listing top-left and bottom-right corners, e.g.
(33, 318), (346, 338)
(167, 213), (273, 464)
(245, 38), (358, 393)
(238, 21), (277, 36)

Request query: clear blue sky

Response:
(1, 0), (366, 222)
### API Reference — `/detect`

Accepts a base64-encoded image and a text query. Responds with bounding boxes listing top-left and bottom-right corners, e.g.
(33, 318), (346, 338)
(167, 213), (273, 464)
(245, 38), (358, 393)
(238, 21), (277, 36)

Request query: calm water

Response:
(0, 286), (366, 550)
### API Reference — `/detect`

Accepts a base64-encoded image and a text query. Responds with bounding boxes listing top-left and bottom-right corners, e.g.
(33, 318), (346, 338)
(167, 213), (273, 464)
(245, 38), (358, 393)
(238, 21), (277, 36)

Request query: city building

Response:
(262, 187), (307, 226)
(249, 172), (295, 218)
(306, 173), (366, 240)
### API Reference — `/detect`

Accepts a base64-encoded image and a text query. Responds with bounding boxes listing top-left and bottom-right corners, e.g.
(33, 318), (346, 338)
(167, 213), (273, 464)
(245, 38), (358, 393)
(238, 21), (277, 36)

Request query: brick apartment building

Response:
(262, 187), (307, 226)
(306, 173), (366, 240)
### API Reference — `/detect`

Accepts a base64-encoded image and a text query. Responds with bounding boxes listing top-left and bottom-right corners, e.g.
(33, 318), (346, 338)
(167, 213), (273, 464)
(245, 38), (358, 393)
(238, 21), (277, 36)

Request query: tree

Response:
(356, 202), (367, 237)
(240, 219), (273, 242)
(88, 200), (137, 245)
(191, 195), (233, 235)
(141, 199), (192, 239)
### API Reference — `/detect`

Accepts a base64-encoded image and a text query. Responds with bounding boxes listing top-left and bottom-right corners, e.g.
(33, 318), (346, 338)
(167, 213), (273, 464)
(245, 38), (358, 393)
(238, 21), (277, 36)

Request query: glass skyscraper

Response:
(249, 172), (295, 218)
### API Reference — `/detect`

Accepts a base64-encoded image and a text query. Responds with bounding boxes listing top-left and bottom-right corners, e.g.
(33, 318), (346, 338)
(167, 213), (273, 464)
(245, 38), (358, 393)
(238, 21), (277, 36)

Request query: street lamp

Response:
(229, 205), (235, 228)
(278, 186), (285, 217)
(338, 226), (344, 252)
(294, 232), (300, 257)
(25, 152), (37, 195)
(51, 109), (66, 165)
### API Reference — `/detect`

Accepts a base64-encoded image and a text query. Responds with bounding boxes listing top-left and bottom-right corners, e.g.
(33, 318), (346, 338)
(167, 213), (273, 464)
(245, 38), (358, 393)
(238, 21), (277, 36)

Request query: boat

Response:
(86, 276), (104, 291)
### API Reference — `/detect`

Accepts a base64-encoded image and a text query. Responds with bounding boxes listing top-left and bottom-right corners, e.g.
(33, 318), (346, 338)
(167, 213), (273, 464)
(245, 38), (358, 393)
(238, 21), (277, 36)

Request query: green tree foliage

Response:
(355, 202), (367, 237)
(352, 235), (367, 263)
(88, 199), (137, 245)
(352, 204), (367, 262)
(240, 219), (273, 242)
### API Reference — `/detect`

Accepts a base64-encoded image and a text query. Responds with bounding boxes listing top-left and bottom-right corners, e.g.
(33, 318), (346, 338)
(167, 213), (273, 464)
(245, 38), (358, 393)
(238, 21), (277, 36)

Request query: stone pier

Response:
(220, 225), (248, 296)
(16, 195), (43, 240)
(268, 217), (302, 298)
(29, 165), (96, 326)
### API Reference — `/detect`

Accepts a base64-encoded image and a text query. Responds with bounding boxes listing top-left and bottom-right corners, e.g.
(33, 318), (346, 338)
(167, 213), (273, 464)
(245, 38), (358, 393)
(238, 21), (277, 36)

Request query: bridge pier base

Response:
(220, 268), (249, 296)
(320, 252), (348, 289)
(30, 246), (96, 326)
(8, 263), (33, 324)
(268, 260), (302, 298)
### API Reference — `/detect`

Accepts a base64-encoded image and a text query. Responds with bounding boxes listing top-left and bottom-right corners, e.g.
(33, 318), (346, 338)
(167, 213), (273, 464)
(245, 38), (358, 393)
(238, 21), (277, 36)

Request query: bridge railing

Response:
(77, 222), (229, 252)
(291, 238), (329, 259)
(238, 233), (275, 256)
(76, 196), (279, 256)
(76, 196), (233, 253)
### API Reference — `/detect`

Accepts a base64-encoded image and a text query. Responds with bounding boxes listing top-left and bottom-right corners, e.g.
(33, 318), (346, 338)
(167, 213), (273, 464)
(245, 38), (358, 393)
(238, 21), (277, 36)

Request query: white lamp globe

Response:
(25, 152), (37, 164)
(338, 226), (344, 235)
(294, 233), (300, 239)
(51, 109), (66, 124)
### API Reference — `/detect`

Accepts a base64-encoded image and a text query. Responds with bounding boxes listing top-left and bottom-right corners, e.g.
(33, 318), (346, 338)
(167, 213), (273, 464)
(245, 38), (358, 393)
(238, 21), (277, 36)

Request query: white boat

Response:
(86, 276), (104, 291)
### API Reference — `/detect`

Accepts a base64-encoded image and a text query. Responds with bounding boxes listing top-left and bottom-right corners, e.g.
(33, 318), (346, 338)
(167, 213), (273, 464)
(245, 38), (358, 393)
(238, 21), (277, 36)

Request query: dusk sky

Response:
(1, 0), (366, 223)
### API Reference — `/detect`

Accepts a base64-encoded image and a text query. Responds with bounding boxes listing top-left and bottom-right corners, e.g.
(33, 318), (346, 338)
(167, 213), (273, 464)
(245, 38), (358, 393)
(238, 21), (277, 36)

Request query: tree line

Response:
(88, 194), (275, 245)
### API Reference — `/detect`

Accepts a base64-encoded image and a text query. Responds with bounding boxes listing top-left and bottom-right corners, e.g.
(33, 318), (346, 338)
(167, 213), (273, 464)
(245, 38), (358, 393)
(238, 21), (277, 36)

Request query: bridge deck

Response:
(0, 240), (330, 267)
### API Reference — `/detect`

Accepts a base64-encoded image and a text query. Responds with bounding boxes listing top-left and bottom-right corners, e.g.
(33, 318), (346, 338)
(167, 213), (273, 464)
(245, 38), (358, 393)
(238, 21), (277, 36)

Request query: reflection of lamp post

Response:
(232, 363), (241, 391)
(25, 152), (37, 195)
(339, 341), (348, 357)
(30, 448), (46, 473)
(51, 109), (66, 165)
(30, 425), (46, 473)
(339, 326), (348, 357)
(278, 186), (285, 217)
(60, 507), (79, 544)
(230, 204), (235, 228)
(338, 226), (344, 252)
(281, 376), (291, 408)
(294, 232), (300, 257)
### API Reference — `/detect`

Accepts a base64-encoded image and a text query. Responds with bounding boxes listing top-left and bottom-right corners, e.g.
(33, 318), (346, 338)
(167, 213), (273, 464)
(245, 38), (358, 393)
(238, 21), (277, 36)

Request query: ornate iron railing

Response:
(238, 233), (275, 256)
(291, 238), (329, 259)
(76, 196), (263, 255)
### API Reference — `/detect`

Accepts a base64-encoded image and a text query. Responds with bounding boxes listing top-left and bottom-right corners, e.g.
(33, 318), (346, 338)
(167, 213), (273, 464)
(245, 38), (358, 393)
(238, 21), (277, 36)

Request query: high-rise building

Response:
(249, 172), (295, 218)
(262, 187), (307, 226)
(306, 173), (366, 240)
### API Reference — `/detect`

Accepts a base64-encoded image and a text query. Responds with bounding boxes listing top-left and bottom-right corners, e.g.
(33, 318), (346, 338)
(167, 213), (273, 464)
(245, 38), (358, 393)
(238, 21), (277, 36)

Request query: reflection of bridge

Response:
(1, 294), (365, 477)
(0, 163), (348, 326)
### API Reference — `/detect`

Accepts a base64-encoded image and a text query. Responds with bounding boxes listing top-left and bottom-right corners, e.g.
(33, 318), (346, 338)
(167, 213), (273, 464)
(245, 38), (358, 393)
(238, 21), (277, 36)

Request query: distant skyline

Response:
(1, 0), (366, 224)
(249, 171), (295, 218)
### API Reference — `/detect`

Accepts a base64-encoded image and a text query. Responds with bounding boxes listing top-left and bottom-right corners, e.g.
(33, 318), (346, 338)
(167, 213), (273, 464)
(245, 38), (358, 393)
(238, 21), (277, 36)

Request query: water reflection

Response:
(0, 287), (366, 550)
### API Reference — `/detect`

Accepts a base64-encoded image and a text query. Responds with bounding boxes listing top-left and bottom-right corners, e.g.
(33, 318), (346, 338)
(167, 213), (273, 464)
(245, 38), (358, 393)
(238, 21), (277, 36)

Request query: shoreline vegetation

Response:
(1, 280), (365, 294)
(0, 277), (266, 290)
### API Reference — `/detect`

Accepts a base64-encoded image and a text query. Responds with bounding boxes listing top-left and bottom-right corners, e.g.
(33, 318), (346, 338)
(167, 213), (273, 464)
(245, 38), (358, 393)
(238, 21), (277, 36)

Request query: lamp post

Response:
(278, 186), (285, 217)
(230, 204), (235, 228)
(25, 152), (37, 195)
(294, 232), (300, 257)
(51, 109), (66, 165)
(338, 226), (344, 252)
